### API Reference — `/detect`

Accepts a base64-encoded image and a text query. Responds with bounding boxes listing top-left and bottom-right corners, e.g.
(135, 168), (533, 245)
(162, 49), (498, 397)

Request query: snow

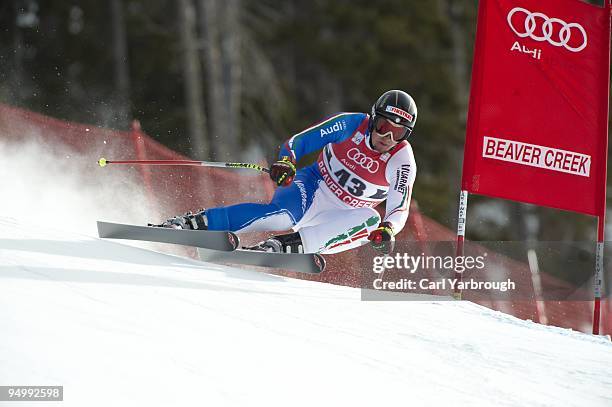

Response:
(1, 216), (612, 407)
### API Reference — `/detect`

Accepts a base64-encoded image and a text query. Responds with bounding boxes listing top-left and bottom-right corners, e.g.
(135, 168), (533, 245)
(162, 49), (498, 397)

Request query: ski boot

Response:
(245, 231), (304, 253)
(149, 210), (208, 230)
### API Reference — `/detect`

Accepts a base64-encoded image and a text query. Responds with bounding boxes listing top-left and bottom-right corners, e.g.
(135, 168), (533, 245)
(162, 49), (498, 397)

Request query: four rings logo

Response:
(347, 148), (379, 173)
(507, 7), (587, 53)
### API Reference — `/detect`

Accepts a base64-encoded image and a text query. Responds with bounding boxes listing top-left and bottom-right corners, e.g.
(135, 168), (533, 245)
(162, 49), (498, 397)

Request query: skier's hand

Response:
(270, 156), (296, 187)
(368, 222), (395, 254)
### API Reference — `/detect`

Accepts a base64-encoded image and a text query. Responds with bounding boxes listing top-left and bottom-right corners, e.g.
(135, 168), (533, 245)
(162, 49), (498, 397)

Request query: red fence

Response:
(0, 103), (608, 335)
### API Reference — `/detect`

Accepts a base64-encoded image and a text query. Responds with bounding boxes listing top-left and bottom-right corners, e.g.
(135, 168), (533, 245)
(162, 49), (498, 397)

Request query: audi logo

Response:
(347, 148), (379, 173)
(507, 7), (587, 53)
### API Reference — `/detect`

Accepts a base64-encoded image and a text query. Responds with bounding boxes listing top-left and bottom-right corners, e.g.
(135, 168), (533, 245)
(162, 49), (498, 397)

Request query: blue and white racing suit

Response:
(205, 112), (417, 254)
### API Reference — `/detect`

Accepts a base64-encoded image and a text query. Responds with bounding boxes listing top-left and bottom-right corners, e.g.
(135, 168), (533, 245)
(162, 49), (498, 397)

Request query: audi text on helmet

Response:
(507, 7), (588, 53)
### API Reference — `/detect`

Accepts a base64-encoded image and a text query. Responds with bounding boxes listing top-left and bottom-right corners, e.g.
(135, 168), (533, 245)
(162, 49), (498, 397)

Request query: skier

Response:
(157, 90), (417, 255)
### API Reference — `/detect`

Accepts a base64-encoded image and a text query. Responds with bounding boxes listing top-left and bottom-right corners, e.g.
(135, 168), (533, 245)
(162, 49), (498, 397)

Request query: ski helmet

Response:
(369, 90), (417, 141)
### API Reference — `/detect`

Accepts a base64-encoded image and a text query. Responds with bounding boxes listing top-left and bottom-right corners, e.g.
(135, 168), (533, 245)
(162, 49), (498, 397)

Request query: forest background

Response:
(0, 0), (610, 242)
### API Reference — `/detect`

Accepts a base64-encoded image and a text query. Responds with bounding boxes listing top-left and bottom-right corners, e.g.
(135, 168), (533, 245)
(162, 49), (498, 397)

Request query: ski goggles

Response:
(373, 116), (412, 141)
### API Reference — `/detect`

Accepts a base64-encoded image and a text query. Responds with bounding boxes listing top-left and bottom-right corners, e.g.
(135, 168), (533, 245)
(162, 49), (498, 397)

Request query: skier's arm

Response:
(382, 145), (417, 234)
(279, 113), (367, 162)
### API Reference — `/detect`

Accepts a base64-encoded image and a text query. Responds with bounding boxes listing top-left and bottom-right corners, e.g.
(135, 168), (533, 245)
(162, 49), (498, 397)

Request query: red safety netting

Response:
(0, 102), (607, 335)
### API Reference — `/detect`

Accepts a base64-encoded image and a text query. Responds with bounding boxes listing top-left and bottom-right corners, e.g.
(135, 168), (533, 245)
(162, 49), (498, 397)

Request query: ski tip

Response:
(227, 232), (240, 250)
(313, 254), (326, 273)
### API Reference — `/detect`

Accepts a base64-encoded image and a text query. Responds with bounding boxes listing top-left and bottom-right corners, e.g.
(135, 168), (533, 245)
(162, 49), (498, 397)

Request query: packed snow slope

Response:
(1, 216), (612, 407)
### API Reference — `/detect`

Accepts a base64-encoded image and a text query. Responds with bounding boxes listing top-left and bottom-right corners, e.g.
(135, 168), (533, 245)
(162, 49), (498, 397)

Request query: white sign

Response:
(482, 136), (590, 177)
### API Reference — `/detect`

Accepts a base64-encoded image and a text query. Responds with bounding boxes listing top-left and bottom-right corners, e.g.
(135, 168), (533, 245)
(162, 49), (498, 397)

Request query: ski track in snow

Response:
(1, 215), (611, 407)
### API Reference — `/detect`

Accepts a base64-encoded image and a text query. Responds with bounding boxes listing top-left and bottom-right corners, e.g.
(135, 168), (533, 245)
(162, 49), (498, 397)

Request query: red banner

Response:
(462, 0), (611, 216)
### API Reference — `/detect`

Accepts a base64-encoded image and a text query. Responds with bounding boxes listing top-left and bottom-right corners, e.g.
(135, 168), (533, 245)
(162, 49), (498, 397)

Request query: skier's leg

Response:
(297, 207), (381, 254)
(205, 168), (319, 233)
(249, 180), (381, 254)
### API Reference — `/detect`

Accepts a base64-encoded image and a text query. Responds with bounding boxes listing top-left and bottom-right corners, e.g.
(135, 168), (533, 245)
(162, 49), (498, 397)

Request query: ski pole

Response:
(97, 157), (270, 173)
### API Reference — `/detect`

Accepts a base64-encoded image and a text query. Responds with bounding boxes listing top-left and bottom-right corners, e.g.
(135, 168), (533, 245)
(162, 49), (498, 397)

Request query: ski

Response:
(97, 221), (239, 251)
(196, 248), (326, 274)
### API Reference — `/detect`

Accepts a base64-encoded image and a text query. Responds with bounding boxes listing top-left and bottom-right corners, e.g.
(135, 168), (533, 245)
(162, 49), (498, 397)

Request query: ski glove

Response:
(368, 221), (395, 255)
(270, 156), (296, 187)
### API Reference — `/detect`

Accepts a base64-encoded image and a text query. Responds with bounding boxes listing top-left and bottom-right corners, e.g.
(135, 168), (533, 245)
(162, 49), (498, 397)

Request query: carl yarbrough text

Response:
(373, 277), (516, 293)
